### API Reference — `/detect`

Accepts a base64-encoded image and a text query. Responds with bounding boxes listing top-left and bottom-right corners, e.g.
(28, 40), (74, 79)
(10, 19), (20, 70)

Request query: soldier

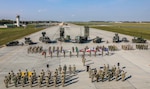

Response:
(25, 69), (28, 81)
(72, 64), (76, 74)
(57, 46), (59, 52)
(72, 47), (74, 53)
(21, 76), (25, 87)
(88, 67), (92, 78)
(63, 51), (66, 58)
(55, 69), (58, 76)
(61, 75), (65, 87)
(122, 71), (127, 81)
(69, 65), (72, 75)
(24, 73), (28, 84)
(32, 70), (36, 82)
(38, 75), (41, 87)
(4, 76), (9, 88)
(60, 46), (63, 53)
(10, 70), (14, 82)
(53, 46), (55, 53)
(69, 51), (72, 58)
(95, 72), (99, 82)
(53, 75), (57, 87)
(49, 46), (51, 54)
(48, 71), (51, 79)
(13, 75), (17, 87)
(115, 68), (119, 81)
(58, 65), (62, 74)
(16, 73), (20, 84)
(57, 50), (59, 57)
(75, 47), (78, 53)
(108, 71), (112, 81)
(63, 65), (67, 74)
(45, 76), (49, 87)
(103, 64), (106, 72)
(29, 75), (33, 87)
(91, 71), (95, 82)
(101, 71), (105, 82)
(7, 72), (11, 84)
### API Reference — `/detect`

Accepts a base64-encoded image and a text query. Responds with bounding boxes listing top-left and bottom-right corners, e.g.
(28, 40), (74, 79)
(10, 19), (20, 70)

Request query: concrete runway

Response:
(0, 24), (150, 89)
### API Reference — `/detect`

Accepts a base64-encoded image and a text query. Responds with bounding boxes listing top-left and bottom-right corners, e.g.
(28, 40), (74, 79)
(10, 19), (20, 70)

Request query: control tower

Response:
(16, 15), (20, 27)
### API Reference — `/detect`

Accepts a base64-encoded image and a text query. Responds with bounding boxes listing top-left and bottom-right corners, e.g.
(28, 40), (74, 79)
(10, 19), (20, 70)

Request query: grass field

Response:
(0, 25), (45, 46)
(73, 22), (150, 40)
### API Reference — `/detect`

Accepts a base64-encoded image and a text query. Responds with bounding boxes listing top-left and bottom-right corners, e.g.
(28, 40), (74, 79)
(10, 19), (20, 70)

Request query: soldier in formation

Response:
(122, 45), (133, 50)
(88, 63), (127, 83)
(136, 44), (148, 50)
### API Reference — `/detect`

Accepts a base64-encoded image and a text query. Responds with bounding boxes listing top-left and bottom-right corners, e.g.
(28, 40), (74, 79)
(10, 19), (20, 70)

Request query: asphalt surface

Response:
(0, 24), (150, 89)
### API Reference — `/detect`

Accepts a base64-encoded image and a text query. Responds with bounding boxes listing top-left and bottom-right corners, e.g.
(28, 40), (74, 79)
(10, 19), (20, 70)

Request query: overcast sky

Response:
(0, 0), (150, 21)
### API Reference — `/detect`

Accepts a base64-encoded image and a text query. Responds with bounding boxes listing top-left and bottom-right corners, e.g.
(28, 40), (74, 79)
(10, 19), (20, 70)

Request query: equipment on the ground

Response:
(122, 37), (129, 42)
(58, 27), (71, 42)
(74, 26), (90, 43)
(132, 36), (147, 43)
(93, 36), (102, 43)
(113, 33), (120, 43)
(6, 41), (19, 46)
(39, 32), (51, 43)
(24, 37), (34, 45)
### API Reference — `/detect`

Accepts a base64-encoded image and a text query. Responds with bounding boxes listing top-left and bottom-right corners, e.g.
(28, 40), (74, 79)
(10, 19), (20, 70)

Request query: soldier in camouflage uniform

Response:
(72, 65), (76, 74)
(58, 65), (62, 74)
(69, 65), (72, 75)
(4, 76), (9, 88)
(61, 74), (65, 87)
(45, 76), (49, 87)
(38, 75), (41, 87)
(63, 65), (67, 74)
(121, 71), (127, 81)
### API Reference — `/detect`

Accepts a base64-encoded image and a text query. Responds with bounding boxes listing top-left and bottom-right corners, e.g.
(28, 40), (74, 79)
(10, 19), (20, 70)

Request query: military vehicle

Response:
(122, 37), (129, 42)
(132, 36), (147, 43)
(39, 32), (51, 43)
(74, 26), (90, 43)
(24, 37), (34, 45)
(58, 27), (71, 42)
(6, 41), (19, 46)
(113, 33), (120, 43)
(93, 36), (102, 43)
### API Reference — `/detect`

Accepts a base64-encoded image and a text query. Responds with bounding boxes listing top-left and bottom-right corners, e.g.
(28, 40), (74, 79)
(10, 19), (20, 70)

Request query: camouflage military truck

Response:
(24, 37), (34, 45)
(39, 32), (51, 43)
(93, 36), (102, 43)
(132, 36), (147, 43)
(113, 33), (120, 43)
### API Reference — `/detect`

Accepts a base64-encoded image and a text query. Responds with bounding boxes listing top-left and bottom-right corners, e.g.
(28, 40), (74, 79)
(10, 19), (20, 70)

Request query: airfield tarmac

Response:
(0, 24), (150, 89)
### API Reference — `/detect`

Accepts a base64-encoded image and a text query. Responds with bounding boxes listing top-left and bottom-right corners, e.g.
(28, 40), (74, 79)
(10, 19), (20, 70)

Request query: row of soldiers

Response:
(108, 45), (118, 51)
(4, 65), (76, 88)
(27, 46), (43, 54)
(122, 45), (133, 50)
(136, 44), (148, 50)
(88, 64), (127, 82)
